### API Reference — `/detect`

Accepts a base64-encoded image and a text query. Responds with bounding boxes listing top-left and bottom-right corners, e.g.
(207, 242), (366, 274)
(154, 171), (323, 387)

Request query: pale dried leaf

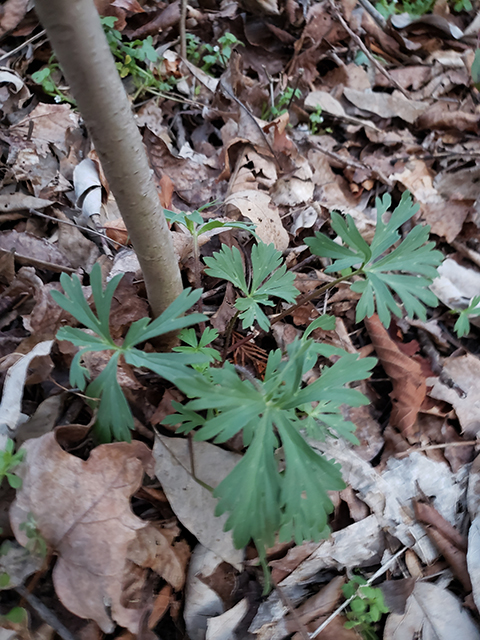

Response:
(10, 433), (154, 634)
(428, 353), (480, 437)
(225, 189), (288, 250)
(206, 598), (248, 640)
(184, 545), (224, 640)
(153, 435), (243, 569)
(0, 340), (53, 446)
(383, 581), (480, 640)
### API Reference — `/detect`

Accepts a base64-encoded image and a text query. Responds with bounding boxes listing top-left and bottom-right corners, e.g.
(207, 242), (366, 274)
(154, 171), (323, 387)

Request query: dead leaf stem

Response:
(329, 0), (411, 100)
(15, 584), (77, 640)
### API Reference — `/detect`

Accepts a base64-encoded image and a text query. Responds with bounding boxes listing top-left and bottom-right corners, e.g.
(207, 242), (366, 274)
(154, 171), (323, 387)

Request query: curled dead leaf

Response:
(10, 432), (157, 634)
(365, 314), (426, 439)
(225, 189), (288, 250)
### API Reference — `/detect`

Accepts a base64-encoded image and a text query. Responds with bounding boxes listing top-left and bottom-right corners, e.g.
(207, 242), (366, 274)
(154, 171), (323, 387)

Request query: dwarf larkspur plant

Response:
(165, 338), (376, 584)
(51, 264), (205, 442)
(53, 190), (445, 590)
(204, 242), (298, 330)
(305, 191), (443, 328)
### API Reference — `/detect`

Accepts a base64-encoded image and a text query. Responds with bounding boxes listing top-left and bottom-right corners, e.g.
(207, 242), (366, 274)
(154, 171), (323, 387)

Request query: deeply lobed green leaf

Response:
(169, 338), (376, 561)
(204, 242), (298, 330)
(51, 265), (206, 442)
(305, 191), (444, 328)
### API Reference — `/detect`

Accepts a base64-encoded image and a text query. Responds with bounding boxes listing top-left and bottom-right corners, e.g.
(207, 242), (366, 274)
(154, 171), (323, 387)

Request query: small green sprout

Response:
(0, 439), (24, 489)
(453, 295), (480, 338)
(262, 86), (302, 121)
(173, 327), (221, 373)
(309, 106), (324, 134)
(343, 575), (389, 639)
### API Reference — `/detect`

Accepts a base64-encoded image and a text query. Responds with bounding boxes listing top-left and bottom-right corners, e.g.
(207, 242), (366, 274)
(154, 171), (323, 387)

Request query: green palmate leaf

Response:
(305, 191), (444, 328)
(303, 314), (336, 339)
(214, 414), (281, 551)
(204, 245), (248, 292)
(52, 266), (206, 442)
(85, 352), (133, 443)
(204, 242), (298, 330)
(172, 328), (221, 372)
(169, 338), (376, 567)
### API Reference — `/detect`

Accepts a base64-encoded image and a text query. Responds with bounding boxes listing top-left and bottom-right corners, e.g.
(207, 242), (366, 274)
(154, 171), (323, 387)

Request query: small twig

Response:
(356, 0), (387, 30)
(180, 0), (187, 59)
(15, 584), (77, 640)
(222, 309), (241, 361)
(329, 1), (411, 100)
(29, 208), (129, 250)
(451, 241), (480, 270)
(0, 29), (47, 63)
(395, 440), (478, 458)
(310, 140), (393, 186)
(219, 79), (281, 169)
(271, 272), (359, 326)
(153, 426), (214, 492)
(234, 364), (264, 392)
(272, 576), (310, 640)
(417, 330), (467, 398)
(286, 68), (304, 110)
(310, 546), (408, 638)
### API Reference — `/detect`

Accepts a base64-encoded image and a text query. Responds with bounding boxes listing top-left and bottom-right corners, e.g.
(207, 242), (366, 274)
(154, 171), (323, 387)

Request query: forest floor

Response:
(1, 0), (480, 638)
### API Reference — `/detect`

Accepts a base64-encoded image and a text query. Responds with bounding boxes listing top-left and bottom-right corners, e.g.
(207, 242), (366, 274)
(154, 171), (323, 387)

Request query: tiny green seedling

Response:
(163, 204), (255, 245)
(186, 32), (244, 74)
(19, 513), (47, 560)
(309, 106), (324, 134)
(0, 439), (24, 489)
(453, 295), (480, 338)
(0, 606), (27, 625)
(262, 86), (302, 121)
(101, 17), (177, 98)
(471, 49), (480, 92)
(204, 242), (299, 331)
(173, 327), (221, 373)
(342, 575), (389, 639)
(201, 33), (244, 73)
(31, 60), (76, 105)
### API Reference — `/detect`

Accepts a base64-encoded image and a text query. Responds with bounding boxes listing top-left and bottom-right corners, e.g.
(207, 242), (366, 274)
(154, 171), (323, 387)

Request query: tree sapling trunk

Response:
(34, 0), (183, 318)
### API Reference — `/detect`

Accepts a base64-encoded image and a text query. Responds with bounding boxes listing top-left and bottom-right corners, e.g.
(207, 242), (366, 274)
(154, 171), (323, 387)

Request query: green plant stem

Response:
(222, 309), (241, 361)
(271, 271), (361, 325)
(34, 0), (183, 319)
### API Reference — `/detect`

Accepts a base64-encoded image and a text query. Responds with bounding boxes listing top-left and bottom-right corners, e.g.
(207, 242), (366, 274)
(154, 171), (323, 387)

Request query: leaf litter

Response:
(1, 0), (480, 637)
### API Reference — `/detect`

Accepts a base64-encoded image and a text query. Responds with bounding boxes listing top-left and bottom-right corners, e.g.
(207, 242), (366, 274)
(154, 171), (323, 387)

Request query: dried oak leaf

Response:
(10, 432), (155, 634)
(365, 314), (426, 439)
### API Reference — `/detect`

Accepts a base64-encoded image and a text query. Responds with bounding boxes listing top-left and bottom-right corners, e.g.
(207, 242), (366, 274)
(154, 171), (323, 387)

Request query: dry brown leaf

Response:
(416, 103), (479, 132)
(127, 523), (189, 591)
(225, 189), (289, 250)
(286, 575), (344, 630)
(365, 315), (426, 439)
(417, 201), (470, 243)
(0, 0), (29, 36)
(10, 432), (155, 634)
(0, 230), (71, 269)
(343, 88), (428, 124)
(428, 353), (480, 437)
